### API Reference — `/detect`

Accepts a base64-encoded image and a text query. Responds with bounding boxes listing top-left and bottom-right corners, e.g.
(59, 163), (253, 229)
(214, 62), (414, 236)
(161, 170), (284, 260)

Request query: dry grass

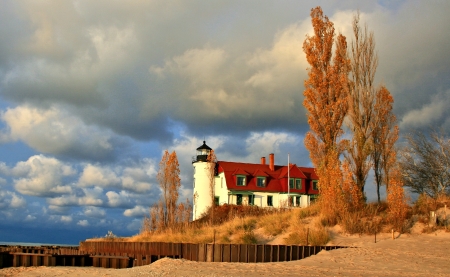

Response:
(126, 204), (325, 245)
(98, 196), (450, 245)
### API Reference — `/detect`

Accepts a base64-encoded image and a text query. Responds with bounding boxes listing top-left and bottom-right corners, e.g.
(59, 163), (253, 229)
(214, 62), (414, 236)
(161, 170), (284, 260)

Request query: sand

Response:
(1, 230), (449, 277)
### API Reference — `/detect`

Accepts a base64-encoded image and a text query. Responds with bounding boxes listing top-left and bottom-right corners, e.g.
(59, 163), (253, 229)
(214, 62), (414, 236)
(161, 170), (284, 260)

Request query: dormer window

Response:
(313, 180), (318, 190)
(257, 177), (266, 187)
(296, 179), (302, 189)
(236, 175), (246, 186)
(289, 178), (295, 189)
(289, 178), (303, 189)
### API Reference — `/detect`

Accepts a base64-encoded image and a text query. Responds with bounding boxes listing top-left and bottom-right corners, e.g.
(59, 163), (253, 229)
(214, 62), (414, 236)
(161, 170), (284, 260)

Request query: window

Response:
(214, 196), (220, 206)
(267, 195), (273, 206)
(296, 196), (301, 206)
(237, 175), (246, 186)
(248, 195), (254, 205)
(237, 194), (243, 205)
(257, 177), (266, 187)
(289, 178), (294, 189)
(313, 181), (318, 190)
(296, 179), (302, 189)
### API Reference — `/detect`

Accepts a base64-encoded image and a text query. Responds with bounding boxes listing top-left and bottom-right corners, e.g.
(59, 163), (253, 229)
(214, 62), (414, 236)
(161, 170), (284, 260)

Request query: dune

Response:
(1, 228), (449, 277)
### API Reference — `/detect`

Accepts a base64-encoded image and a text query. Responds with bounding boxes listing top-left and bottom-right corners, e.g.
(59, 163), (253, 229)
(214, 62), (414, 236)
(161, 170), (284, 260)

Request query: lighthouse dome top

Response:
(193, 141), (212, 163)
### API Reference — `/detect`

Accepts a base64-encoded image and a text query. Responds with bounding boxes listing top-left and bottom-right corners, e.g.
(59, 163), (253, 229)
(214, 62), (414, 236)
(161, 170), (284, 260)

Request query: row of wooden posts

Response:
(0, 242), (348, 269)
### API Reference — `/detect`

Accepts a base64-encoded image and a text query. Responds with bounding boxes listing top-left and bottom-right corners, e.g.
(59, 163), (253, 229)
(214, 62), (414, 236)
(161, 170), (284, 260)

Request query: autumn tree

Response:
(371, 86), (398, 203)
(206, 149), (217, 224)
(156, 150), (181, 227)
(157, 150), (170, 226)
(345, 12), (378, 195)
(303, 7), (350, 219)
(386, 166), (408, 231)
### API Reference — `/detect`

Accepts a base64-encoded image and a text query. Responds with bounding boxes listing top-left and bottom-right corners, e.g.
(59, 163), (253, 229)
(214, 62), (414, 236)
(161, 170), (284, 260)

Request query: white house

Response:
(192, 141), (319, 221)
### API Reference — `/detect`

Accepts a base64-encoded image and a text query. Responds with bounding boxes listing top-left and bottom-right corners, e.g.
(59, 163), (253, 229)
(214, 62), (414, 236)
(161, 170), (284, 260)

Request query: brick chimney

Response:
(261, 157), (266, 165)
(269, 153), (274, 171)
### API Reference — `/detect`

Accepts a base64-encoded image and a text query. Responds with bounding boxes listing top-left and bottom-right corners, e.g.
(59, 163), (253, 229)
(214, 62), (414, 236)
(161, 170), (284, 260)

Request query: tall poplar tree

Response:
(303, 7), (350, 219)
(157, 150), (181, 227)
(345, 13), (378, 195)
(372, 86), (398, 203)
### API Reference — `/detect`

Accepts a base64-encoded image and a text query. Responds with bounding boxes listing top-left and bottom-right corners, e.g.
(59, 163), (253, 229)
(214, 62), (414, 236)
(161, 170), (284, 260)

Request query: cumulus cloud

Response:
(400, 90), (450, 130)
(79, 161), (155, 193)
(0, 191), (27, 209)
(0, 105), (118, 160)
(47, 187), (104, 207)
(79, 164), (121, 188)
(12, 155), (75, 197)
(25, 215), (36, 221)
(123, 205), (147, 217)
(77, 219), (89, 227)
(83, 206), (106, 219)
(106, 191), (132, 208)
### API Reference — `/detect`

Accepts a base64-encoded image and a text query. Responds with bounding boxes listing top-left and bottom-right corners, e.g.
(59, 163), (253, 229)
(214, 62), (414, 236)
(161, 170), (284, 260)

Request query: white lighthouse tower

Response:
(192, 141), (214, 220)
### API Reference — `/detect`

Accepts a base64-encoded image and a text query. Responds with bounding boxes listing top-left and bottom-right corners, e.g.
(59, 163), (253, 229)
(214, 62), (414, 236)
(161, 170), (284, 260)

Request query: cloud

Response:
(78, 164), (121, 188)
(47, 187), (104, 207)
(83, 206), (106, 219)
(106, 191), (132, 208)
(25, 215), (36, 221)
(0, 191), (27, 209)
(400, 90), (450, 130)
(79, 161), (155, 193)
(12, 155), (75, 197)
(0, 105), (119, 160)
(123, 205), (147, 217)
(77, 220), (89, 227)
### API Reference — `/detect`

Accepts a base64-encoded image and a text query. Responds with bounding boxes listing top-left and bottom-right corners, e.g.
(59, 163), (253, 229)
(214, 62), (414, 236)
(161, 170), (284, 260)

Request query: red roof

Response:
(217, 161), (318, 195)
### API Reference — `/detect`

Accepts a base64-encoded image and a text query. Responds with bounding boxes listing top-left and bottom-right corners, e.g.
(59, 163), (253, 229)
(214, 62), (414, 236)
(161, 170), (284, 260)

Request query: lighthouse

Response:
(192, 141), (215, 220)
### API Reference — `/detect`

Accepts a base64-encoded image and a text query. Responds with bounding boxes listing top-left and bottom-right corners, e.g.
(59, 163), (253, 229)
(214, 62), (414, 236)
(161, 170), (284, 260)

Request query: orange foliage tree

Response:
(372, 86), (399, 203)
(345, 12), (378, 196)
(386, 165), (408, 231)
(156, 150), (181, 227)
(303, 7), (350, 219)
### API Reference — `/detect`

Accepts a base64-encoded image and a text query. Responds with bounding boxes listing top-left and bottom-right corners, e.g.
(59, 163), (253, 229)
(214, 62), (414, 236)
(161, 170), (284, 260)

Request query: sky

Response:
(0, 0), (449, 244)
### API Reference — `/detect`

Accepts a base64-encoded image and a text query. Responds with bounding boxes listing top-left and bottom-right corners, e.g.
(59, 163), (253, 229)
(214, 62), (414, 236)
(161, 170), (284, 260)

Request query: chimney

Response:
(261, 157), (266, 165)
(269, 153), (274, 171)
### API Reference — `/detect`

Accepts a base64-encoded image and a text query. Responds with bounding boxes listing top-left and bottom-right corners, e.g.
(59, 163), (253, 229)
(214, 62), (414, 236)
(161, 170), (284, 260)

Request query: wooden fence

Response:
(0, 242), (347, 269)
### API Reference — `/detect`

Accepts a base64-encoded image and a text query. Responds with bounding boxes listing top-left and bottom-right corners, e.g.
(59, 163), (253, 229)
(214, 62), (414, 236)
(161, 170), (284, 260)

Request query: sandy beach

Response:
(1, 230), (449, 277)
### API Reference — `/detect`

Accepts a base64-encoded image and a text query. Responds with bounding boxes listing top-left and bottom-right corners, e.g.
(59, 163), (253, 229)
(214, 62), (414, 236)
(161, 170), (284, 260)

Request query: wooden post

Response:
(445, 205), (447, 230)
(306, 228), (309, 246)
(374, 230), (376, 243)
(392, 229), (394, 240)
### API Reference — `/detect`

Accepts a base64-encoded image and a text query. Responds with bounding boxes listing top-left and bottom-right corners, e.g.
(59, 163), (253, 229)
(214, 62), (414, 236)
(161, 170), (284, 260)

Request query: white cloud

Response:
(79, 164), (121, 188)
(245, 21), (310, 93)
(0, 191), (27, 210)
(77, 219), (89, 227)
(13, 155), (75, 197)
(25, 215), (36, 221)
(60, 215), (72, 223)
(0, 105), (115, 159)
(78, 161), (155, 193)
(106, 190), (132, 208)
(83, 206), (106, 218)
(123, 205), (147, 217)
(10, 193), (26, 208)
(400, 90), (450, 129)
